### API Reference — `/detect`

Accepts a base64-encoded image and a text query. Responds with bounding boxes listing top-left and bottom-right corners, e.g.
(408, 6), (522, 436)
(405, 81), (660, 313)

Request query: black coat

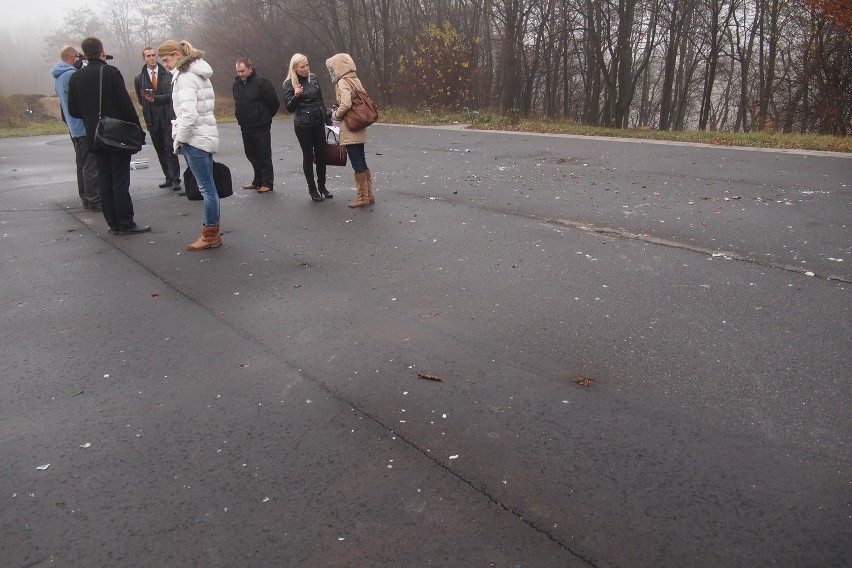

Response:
(134, 63), (175, 131)
(233, 71), (280, 133)
(283, 73), (328, 127)
(68, 59), (141, 151)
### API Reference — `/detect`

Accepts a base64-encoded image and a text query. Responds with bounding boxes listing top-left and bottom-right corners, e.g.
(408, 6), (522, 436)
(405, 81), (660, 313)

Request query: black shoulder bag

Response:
(94, 65), (145, 153)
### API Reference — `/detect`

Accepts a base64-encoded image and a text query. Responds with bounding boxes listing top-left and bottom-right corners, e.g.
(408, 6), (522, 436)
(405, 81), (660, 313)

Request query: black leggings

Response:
(294, 124), (326, 187)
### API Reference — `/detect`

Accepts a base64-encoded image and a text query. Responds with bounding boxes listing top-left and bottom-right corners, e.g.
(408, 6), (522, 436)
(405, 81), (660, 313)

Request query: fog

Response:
(1, 0), (72, 96)
(0, 16), (63, 95)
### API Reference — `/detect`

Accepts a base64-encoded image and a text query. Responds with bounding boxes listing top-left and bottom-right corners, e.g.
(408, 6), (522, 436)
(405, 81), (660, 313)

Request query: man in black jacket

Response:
(68, 37), (150, 235)
(233, 57), (280, 193)
(134, 47), (181, 191)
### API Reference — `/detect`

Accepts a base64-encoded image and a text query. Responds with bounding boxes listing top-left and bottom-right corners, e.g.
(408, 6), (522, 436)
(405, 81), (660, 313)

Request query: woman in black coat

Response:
(282, 53), (333, 201)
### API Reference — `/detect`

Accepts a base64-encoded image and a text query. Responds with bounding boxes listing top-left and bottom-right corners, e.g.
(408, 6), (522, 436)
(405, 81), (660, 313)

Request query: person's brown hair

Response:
(80, 37), (103, 60)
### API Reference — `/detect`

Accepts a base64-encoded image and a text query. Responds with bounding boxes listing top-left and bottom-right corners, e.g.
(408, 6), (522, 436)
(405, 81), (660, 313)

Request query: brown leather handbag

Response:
(342, 78), (378, 131)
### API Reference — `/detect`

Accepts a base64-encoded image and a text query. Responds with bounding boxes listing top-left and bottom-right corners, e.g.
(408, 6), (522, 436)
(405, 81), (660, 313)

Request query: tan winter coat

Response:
(326, 53), (368, 146)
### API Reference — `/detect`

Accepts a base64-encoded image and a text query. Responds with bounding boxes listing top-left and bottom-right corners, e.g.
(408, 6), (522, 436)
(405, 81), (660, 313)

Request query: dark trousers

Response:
(149, 126), (181, 185)
(95, 150), (134, 229)
(346, 143), (368, 173)
(241, 128), (274, 187)
(294, 124), (326, 189)
(72, 136), (100, 206)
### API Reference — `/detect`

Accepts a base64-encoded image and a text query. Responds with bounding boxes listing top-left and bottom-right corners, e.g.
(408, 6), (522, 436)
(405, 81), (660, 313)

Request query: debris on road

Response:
(36, 464), (50, 470)
(417, 373), (444, 382)
(576, 376), (593, 386)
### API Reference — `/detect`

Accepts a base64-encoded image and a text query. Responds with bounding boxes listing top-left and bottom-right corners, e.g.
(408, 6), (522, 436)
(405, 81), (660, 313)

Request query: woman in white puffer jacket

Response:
(158, 40), (222, 250)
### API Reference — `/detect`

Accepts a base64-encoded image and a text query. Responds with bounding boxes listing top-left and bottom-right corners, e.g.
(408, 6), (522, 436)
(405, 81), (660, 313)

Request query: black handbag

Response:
(184, 161), (233, 200)
(93, 66), (144, 153)
(314, 127), (347, 167)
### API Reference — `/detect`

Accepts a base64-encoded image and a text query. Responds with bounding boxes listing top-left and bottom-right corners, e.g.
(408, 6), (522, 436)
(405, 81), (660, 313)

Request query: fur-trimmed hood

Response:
(176, 53), (212, 77)
(325, 53), (356, 84)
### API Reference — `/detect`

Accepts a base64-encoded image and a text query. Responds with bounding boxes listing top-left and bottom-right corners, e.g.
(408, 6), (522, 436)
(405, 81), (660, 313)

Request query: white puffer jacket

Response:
(171, 58), (219, 154)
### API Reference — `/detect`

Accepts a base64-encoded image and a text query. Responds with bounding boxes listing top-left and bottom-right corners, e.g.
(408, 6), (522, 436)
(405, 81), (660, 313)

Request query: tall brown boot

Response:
(186, 223), (222, 250)
(348, 172), (371, 208)
(364, 169), (375, 204)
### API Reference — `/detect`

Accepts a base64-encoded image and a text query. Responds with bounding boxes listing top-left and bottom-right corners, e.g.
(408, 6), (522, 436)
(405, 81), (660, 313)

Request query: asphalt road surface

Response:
(1, 122), (850, 567)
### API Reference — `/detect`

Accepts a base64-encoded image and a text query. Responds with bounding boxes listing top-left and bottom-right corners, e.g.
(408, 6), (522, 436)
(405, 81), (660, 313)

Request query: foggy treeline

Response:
(36, 0), (852, 135)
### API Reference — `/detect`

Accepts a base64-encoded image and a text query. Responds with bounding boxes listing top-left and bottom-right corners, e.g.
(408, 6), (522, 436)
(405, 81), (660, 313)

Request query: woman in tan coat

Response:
(325, 53), (374, 208)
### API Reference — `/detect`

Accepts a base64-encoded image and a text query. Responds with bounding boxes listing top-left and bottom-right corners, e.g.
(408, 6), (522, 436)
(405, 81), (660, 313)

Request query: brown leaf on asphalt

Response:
(576, 375), (593, 386)
(417, 373), (444, 382)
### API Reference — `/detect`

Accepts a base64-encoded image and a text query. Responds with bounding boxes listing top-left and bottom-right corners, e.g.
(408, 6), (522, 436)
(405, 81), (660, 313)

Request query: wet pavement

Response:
(1, 123), (850, 567)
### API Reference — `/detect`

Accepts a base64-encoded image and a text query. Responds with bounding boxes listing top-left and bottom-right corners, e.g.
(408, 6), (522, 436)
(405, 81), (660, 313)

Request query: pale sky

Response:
(14, 0), (80, 27)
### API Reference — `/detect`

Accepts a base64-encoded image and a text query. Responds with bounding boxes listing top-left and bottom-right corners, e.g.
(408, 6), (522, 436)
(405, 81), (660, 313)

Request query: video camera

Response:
(74, 53), (114, 69)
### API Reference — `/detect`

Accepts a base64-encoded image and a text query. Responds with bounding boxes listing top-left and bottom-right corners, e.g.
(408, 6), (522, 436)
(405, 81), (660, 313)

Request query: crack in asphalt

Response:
(63, 179), (842, 565)
(70, 210), (599, 566)
(449, 196), (850, 284)
(535, 215), (852, 284)
(308, 383), (601, 567)
(389, 185), (850, 283)
(73, 215), (597, 568)
(328, 398), (600, 567)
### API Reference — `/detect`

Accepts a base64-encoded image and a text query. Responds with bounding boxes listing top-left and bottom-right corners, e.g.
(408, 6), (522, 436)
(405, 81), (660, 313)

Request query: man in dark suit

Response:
(134, 47), (181, 191)
(68, 37), (150, 235)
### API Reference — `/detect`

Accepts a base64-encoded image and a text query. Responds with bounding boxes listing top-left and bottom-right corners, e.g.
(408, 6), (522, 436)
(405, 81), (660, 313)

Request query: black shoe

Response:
(308, 186), (323, 201)
(118, 224), (152, 235)
(159, 181), (172, 188)
(319, 185), (333, 199)
(108, 226), (119, 235)
(82, 202), (90, 209)
(89, 204), (102, 212)
(171, 183), (182, 191)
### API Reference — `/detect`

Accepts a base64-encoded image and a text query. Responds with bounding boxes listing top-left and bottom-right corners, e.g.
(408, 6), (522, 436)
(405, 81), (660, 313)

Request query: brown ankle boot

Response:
(186, 224), (222, 250)
(364, 169), (375, 204)
(348, 172), (371, 208)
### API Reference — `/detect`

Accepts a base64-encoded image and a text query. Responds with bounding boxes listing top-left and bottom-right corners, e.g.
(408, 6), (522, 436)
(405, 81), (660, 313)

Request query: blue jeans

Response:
(346, 143), (368, 173)
(182, 144), (219, 227)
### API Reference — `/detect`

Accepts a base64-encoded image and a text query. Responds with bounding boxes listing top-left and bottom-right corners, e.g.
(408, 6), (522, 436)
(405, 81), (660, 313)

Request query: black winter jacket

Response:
(282, 73), (328, 127)
(67, 59), (141, 151)
(233, 71), (280, 133)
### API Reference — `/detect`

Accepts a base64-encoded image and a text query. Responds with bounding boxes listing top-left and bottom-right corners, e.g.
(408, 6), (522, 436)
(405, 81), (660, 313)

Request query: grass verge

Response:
(380, 107), (851, 153)
(1, 95), (848, 153)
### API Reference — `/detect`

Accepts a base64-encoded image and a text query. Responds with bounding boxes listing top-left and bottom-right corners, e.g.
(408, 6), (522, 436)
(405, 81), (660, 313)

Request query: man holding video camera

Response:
(134, 47), (181, 192)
